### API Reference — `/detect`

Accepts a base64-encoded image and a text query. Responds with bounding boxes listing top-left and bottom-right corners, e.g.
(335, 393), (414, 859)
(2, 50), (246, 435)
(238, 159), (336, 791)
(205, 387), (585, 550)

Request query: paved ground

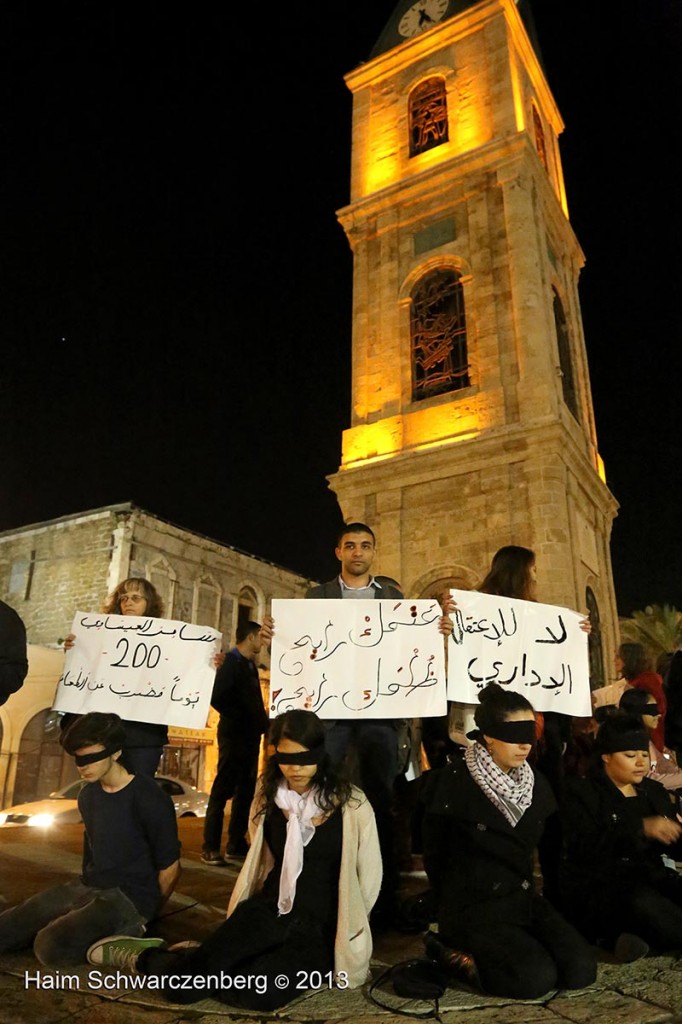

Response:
(2, 818), (682, 1023)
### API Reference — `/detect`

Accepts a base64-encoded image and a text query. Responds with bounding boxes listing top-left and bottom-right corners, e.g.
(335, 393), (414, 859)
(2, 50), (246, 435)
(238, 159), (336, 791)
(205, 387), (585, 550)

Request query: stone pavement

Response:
(2, 818), (682, 1024)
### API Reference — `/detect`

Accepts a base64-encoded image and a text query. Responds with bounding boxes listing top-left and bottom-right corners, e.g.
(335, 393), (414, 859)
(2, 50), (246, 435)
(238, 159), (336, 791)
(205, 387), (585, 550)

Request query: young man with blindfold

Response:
(0, 712), (180, 966)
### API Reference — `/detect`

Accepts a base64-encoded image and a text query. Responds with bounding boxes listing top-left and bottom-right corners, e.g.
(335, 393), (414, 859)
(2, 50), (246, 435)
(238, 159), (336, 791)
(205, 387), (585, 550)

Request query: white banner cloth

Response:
(52, 612), (222, 727)
(270, 598), (447, 719)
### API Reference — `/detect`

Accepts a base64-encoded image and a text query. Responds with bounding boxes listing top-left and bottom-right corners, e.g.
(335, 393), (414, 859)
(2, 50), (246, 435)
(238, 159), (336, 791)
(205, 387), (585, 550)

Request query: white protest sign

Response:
(270, 598), (447, 719)
(52, 612), (222, 727)
(446, 589), (591, 716)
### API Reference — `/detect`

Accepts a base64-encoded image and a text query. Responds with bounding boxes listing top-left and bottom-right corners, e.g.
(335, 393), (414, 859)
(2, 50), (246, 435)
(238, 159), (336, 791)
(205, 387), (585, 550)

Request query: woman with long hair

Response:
(87, 709), (382, 1011)
(560, 711), (682, 958)
(422, 682), (595, 999)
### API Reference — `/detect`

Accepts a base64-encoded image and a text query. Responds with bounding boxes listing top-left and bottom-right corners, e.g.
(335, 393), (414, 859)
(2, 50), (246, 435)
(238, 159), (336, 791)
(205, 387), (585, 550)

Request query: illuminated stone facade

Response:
(330, 0), (618, 679)
(0, 503), (309, 804)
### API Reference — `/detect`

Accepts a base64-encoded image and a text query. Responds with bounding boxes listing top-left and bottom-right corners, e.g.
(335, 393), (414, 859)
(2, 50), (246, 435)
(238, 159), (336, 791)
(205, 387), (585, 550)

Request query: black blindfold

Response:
(74, 744), (121, 766)
(273, 743), (325, 766)
(485, 720), (537, 745)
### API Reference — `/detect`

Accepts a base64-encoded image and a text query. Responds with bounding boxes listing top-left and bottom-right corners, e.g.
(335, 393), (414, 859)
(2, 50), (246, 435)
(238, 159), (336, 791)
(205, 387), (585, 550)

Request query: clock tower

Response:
(329, 0), (618, 684)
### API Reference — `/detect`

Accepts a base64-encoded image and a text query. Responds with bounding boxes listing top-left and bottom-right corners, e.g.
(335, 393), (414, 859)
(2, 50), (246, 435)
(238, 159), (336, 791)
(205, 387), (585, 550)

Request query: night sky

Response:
(1, 2), (680, 616)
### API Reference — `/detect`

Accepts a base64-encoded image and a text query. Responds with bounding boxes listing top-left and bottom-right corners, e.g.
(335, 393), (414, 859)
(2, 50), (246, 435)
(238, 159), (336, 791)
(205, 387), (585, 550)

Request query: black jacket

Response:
(210, 647), (268, 741)
(560, 770), (680, 906)
(0, 600), (28, 706)
(305, 578), (403, 601)
(422, 758), (556, 930)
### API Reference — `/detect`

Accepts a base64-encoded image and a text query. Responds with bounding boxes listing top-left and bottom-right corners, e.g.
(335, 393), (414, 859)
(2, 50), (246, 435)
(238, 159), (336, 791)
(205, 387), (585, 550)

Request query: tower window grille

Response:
(409, 77), (448, 157)
(411, 268), (469, 400)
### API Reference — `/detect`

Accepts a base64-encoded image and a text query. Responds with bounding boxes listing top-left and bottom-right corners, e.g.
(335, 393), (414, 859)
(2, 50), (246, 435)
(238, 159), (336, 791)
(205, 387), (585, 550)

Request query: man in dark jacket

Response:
(201, 621), (267, 864)
(306, 522), (404, 922)
(0, 599), (28, 706)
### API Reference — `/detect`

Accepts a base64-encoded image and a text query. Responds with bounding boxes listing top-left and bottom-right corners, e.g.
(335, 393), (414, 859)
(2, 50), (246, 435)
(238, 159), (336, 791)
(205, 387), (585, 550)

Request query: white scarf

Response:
(464, 742), (534, 827)
(273, 782), (327, 915)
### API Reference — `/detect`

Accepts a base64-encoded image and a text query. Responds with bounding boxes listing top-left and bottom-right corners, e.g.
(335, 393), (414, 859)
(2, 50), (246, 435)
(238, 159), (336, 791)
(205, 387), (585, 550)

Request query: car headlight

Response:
(0, 813), (7, 825)
(27, 814), (55, 827)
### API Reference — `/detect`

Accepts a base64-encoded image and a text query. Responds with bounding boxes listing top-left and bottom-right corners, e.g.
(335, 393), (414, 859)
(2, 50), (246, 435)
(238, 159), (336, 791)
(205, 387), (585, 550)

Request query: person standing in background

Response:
(201, 620), (268, 865)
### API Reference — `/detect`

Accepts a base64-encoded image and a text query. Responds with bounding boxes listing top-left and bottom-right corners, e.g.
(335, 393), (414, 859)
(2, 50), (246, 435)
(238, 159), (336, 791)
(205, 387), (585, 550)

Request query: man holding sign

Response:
(305, 522), (404, 925)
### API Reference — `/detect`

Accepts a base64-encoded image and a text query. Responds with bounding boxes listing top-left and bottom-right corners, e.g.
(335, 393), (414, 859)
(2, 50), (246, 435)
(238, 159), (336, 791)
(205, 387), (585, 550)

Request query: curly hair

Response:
(258, 710), (352, 816)
(478, 546), (536, 602)
(102, 577), (164, 617)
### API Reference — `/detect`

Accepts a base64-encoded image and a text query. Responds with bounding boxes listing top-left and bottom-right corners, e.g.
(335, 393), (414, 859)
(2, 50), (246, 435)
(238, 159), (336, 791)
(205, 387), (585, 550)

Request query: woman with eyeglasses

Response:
(62, 577), (224, 776)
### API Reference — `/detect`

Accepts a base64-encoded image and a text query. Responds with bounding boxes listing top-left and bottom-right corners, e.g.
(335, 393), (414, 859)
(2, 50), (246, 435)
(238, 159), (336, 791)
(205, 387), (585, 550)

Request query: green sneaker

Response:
(86, 935), (165, 971)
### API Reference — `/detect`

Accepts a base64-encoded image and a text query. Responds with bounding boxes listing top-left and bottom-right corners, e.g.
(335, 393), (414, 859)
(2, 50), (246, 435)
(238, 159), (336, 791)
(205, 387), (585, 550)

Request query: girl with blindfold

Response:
(618, 688), (682, 793)
(421, 682), (596, 999)
(441, 547), (590, 904)
(88, 709), (382, 1011)
(559, 711), (682, 959)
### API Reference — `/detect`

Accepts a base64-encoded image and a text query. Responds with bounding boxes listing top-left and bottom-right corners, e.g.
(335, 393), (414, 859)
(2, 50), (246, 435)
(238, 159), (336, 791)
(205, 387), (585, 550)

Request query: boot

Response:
(423, 931), (483, 991)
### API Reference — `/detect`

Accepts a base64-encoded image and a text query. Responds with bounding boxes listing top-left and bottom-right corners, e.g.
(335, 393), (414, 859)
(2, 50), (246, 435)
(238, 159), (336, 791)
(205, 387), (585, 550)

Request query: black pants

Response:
(138, 897), (333, 1010)
(203, 722), (259, 852)
(443, 895), (596, 1000)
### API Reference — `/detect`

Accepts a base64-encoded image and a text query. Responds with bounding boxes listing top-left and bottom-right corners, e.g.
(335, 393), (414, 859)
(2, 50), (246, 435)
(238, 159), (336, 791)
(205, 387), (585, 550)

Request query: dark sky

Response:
(1, 2), (680, 616)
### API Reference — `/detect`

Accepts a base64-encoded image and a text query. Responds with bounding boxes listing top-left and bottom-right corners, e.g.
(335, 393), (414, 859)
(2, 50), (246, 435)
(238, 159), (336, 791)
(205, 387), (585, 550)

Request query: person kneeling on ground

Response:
(559, 711), (682, 960)
(421, 682), (596, 1000)
(87, 709), (382, 1012)
(0, 712), (180, 966)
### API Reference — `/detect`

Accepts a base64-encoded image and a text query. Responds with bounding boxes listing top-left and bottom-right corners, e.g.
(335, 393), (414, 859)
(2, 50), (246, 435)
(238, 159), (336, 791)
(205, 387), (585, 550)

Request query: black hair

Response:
(336, 522), (376, 546)
(478, 546), (536, 601)
(593, 711), (649, 759)
(236, 620), (261, 644)
(619, 688), (658, 719)
(618, 642), (650, 680)
(473, 681), (535, 738)
(259, 710), (352, 815)
(60, 712), (126, 755)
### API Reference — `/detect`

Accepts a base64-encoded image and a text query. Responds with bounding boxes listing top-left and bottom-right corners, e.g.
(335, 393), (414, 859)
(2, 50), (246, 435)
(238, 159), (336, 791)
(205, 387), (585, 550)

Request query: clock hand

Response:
(418, 10), (434, 25)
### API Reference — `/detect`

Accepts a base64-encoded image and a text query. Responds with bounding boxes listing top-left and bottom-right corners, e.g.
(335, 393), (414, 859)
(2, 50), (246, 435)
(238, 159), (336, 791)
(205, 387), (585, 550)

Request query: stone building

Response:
(0, 502), (310, 806)
(330, 0), (618, 686)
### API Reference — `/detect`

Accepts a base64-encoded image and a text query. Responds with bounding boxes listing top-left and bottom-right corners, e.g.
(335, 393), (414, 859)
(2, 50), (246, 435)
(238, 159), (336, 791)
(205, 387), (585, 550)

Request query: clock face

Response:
(398, 0), (449, 39)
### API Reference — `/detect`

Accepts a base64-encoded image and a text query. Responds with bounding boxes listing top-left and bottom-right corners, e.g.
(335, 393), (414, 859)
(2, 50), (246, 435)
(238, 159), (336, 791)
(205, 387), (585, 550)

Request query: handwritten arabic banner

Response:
(446, 589), (591, 716)
(52, 612), (222, 727)
(270, 598), (447, 719)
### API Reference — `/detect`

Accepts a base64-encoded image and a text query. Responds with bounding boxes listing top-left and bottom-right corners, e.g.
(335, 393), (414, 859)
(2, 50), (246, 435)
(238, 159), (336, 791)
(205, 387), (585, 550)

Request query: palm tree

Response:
(619, 605), (682, 666)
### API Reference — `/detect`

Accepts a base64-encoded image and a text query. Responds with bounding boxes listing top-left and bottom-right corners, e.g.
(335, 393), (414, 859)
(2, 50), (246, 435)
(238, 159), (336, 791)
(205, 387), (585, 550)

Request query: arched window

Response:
(585, 587), (605, 690)
(193, 575), (221, 629)
(411, 268), (469, 401)
(552, 289), (578, 420)
(409, 77), (448, 157)
(237, 585), (259, 635)
(532, 104), (547, 170)
(149, 559), (177, 618)
(12, 709), (75, 805)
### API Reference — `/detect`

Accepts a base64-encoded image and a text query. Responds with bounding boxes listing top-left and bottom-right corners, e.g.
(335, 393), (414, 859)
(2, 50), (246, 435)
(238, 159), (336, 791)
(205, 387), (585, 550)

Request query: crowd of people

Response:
(2, 525), (682, 1011)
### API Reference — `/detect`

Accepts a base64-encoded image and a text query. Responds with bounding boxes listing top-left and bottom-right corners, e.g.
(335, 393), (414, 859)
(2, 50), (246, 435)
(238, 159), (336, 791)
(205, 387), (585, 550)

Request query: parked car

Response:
(0, 774), (209, 827)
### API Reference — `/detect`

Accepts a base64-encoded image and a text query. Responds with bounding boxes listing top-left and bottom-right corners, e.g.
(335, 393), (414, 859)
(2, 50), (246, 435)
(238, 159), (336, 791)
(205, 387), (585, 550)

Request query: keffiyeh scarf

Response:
(273, 782), (327, 915)
(464, 742), (534, 827)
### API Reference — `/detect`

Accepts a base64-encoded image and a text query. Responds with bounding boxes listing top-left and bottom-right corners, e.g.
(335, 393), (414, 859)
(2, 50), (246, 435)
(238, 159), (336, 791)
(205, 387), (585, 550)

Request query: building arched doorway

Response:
(12, 710), (77, 805)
